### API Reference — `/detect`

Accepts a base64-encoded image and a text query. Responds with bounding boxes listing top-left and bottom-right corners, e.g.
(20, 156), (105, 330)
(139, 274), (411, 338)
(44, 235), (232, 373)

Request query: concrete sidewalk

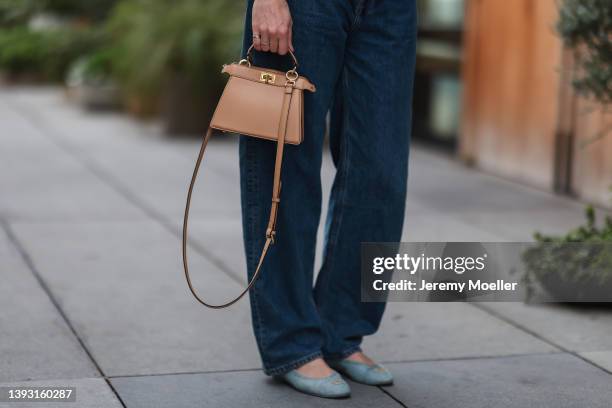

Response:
(1, 87), (611, 408)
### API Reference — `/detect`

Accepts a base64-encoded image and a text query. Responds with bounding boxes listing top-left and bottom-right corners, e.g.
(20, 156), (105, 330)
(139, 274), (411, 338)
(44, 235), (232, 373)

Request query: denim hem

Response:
(322, 345), (362, 362)
(264, 350), (323, 376)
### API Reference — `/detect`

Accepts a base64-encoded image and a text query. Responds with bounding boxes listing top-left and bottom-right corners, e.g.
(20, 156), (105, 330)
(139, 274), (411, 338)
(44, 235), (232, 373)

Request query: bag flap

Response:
(222, 63), (316, 92)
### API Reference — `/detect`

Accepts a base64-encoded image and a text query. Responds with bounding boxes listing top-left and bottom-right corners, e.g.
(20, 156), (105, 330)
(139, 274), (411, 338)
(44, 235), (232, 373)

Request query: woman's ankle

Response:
(294, 357), (334, 378)
(344, 351), (376, 366)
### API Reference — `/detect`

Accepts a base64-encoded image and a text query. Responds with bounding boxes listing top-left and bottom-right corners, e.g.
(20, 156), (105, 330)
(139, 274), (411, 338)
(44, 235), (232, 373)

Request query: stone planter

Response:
(160, 74), (221, 136)
(69, 82), (122, 111)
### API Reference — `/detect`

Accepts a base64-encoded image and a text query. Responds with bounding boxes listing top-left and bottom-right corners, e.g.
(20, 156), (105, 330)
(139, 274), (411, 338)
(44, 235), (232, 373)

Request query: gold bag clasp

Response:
(260, 72), (276, 84)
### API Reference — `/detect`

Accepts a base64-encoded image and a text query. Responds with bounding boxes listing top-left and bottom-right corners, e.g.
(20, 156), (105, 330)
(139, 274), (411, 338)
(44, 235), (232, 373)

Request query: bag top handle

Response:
(240, 44), (299, 74)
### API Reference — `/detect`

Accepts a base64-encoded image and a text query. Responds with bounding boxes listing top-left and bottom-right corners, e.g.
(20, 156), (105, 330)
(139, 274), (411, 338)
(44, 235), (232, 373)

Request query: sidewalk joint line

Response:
(109, 367), (262, 379)
(0, 218), (128, 408)
(378, 385), (409, 408)
(106, 351), (563, 380)
(381, 350), (564, 366)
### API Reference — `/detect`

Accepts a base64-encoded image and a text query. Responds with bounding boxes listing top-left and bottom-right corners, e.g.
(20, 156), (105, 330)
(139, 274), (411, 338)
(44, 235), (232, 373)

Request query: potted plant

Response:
(65, 48), (121, 110)
(106, 0), (242, 133)
(523, 207), (612, 302)
(522, 1), (612, 303)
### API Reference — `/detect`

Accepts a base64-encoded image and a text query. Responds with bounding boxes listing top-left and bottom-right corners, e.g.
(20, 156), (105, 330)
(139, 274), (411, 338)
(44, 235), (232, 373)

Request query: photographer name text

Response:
(372, 279), (518, 292)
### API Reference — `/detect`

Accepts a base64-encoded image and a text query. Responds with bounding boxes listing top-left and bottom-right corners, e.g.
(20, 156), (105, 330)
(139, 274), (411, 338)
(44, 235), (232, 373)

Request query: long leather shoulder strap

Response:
(182, 81), (295, 308)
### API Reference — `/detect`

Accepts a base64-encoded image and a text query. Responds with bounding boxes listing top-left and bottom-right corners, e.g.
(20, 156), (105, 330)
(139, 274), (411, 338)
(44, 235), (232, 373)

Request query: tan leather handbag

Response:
(182, 45), (316, 309)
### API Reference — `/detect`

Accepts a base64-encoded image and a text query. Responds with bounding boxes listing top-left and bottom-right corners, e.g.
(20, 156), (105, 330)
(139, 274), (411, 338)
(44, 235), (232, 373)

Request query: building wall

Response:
(460, 0), (562, 190)
(459, 0), (611, 208)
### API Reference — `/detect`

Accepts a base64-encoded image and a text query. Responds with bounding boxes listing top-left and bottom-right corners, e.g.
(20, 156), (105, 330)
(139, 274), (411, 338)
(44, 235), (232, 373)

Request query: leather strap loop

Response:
(182, 81), (296, 308)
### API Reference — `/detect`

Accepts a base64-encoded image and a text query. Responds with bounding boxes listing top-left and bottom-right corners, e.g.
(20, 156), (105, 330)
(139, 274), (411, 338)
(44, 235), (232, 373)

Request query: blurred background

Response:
(1, 1), (612, 407)
(1, 0), (609, 205)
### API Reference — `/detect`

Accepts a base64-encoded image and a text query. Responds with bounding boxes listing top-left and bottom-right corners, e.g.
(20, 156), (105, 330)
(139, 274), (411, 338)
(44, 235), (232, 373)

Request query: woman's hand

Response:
(252, 0), (293, 55)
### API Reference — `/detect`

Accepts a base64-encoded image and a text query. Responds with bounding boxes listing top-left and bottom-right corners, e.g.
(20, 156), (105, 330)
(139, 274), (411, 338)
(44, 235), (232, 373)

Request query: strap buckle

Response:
(265, 229), (276, 244)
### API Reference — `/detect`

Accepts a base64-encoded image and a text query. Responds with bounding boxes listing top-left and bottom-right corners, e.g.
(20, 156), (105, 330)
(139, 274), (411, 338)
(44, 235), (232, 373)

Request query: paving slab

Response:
(3, 88), (240, 221)
(5, 87), (232, 168)
(0, 99), (146, 222)
(580, 351), (612, 373)
(456, 209), (591, 241)
(384, 353), (612, 408)
(0, 149), (146, 222)
(362, 303), (555, 363)
(79, 138), (241, 220)
(10, 220), (261, 377)
(479, 303), (612, 352)
(407, 148), (587, 215)
(2, 87), (156, 150)
(404, 147), (605, 240)
(0, 377), (122, 408)
(111, 370), (400, 408)
(402, 207), (507, 241)
(188, 219), (246, 281)
(0, 229), (98, 382)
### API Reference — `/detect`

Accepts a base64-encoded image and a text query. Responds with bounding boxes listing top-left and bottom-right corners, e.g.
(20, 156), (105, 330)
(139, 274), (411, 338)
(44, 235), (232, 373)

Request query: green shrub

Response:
(0, 27), (46, 75)
(44, 0), (118, 19)
(558, 0), (612, 105)
(523, 207), (612, 293)
(0, 25), (106, 81)
(67, 48), (116, 86)
(0, 0), (118, 25)
(106, 0), (243, 99)
(0, 0), (41, 26)
(44, 25), (107, 80)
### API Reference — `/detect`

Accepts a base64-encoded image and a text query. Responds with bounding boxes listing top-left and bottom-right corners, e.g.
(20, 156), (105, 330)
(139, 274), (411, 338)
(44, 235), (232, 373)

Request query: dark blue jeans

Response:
(240, 0), (417, 376)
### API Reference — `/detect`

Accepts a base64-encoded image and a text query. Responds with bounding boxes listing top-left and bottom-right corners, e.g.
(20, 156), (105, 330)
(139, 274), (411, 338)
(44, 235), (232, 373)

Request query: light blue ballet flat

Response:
(277, 370), (351, 398)
(329, 359), (394, 386)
